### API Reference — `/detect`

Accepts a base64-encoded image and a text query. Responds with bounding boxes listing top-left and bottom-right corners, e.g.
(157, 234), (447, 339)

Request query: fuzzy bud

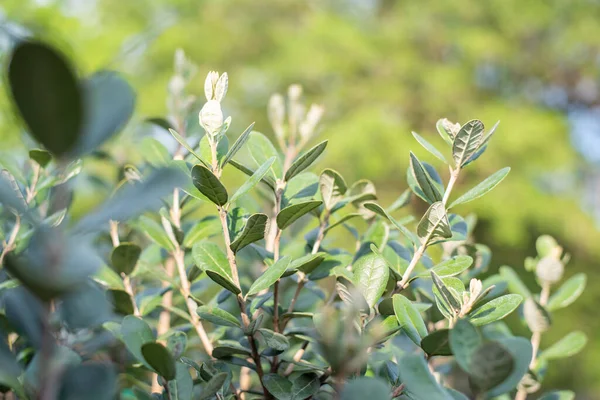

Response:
(215, 72), (228, 102)
(268, 93), (286, 139)
(299, 104), (325, 140)
(535, 256), (564, 284)
(199, 100), (224, 136)
(204, 71), (219, 101)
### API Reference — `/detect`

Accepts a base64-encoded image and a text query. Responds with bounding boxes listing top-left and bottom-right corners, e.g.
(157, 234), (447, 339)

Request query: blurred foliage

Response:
(1, 0), (600, 395)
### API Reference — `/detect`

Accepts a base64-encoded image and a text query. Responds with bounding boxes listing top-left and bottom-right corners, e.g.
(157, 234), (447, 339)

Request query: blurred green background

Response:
(1, 0), (600, 397)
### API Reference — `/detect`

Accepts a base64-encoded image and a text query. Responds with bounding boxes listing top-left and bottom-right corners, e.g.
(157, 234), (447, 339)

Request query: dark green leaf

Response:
(141, 342), (176, 380)
(285, 141), (328, 181)
(192, 241), (240, 294)
(468, 294), (522, 326)
(168, 362), (194, 400)
(59, 363), (116, 400)
(420, 329), (452, 356)
(449, 167), (510, 208)
(277, 201), (322, 230)
(246, 256), (291, 298)
(29, 149), (52, 168)
(469, 342), (514, 392)
(198, 372), (228, 400)
(449, 319), (482, 374)
(397, 354), (448, 400)
(221, 122), (255, 167)
(291, 372), (320, 399)
(417, 202), (452, 244)
(263, 374), (293, 400)
(167, 332), (187, 359)
(488, 336), (532, 396)
(258, 328), (290, 352)
(392, 294), (428, 345)
(230, 213), (268, 253)
(289, 253), (326, 275)
(111, 242), (141, 275)
(191, 165), (228, 206)
(8, 41), (82, 157)
(452, 120), (484, 167)
(0, 336), (23, 395)
(120, 316), (155, 368)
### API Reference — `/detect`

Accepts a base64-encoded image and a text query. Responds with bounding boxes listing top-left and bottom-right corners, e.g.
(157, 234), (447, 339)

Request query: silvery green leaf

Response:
(547, 273), (586, 311)
(397, 354), (449, 400)
(221, 122), (254, 167)
(392, 294), (428, 345)
(539, 331), (587, 361)
(426, 255), (473, 278)
(229, 157), (275, 205)
(340, 377), (391, 400)
(412, 131), (447, 163)
(319, 168), (347, 210)
(417, 202), (452, 244)
(488, 336), (532, 396)
(363, 201), (418, 246)
(468, 294), (522, 326)
(449, 319), (482, 374)
(449, 167), (510, 208)
(436, 118), (458, 145)
(431, 272), (461, 316)
(247, 131), (283, 180)
(285, 140), (328, 181)
(420, 329), (452, 357)
(246, 256), (291, 298)
(228, 159), (276, 191)
(452, 120), (484, 168)
(409, 152), (443, 203)
(352, 253), (390, 308)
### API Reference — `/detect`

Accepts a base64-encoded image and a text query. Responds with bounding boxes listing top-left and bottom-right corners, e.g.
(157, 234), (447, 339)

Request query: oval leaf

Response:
(547, 273), (586, 311)
(277, 201), (322, 230)
(141, 342), (176, 380)
(285, 140), (328, 182)
(191, 165), (228, 206)
(353, 253), (390, 308)
(468, 294), (523, 326)
(230, 213), (268, 253)
(246, 256), (291, 298)
(392, 294), (428, 345)
(111, 242), (141, 276)
(192, 241), (240, 294)
(197, 305), (241, 328)
(452, 120), (484, 168)
(229, 157), (276, 205)
(539, 331), (587, 361)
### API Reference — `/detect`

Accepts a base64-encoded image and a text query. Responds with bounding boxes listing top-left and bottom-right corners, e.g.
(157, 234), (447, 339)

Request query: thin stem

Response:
(153, 258), (175, 393)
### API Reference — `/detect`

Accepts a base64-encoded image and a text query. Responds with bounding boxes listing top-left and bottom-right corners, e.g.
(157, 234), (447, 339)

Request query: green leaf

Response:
(353, 253), (390, 308)
(120, 316), (155, 368)
(197, 305), (241, 328)
(230, 213), (268, 253)
(192, 241), (240, 294)
(547, 273), (586, 311)
(498, 266), (531, 299)
(285, 140), (328, 181)
(449, 167), (510, 208)
(319, 168), (347, 210)
(468, 294), (523, 326)
(427, 255), (473, 277)
(539, 391), (575, 400)
(362, 201), (417, 246)
(141, 342), (176, 380)
(169, 128), (210, 167)
(167, 332), (187, 359)
(539, 331), (587, 361)
(168, 362), (194, 400)
(452, 120), (484, 167)
(436, 118), (455, 145)
(229, 157), (276, 204)
(340, 377), (391, 400)
(263, 374), (293, 400)
(397, 354), (449, 400)
(291, 373), (320, 400)
(58, 363), (116, 400)
(469, 342), (514, 392)
(140, 137), (171, 167)
(183, 216), (221, 248)
(246, 256), (291, 298)
(288, 253), (326, 275)
(324, 213), (362, 234)
(191, 165), (228, 206)
(277, 200), (322, 230)
(431, 271), (461, 314)
(221, 122), (255, 167)
(489, 336), (533, 397)
(8, 41), (82, 157)
(417, 202), (452, 244)
(136, 216), (175, 251)
(409, 152), (443, 203)
(228, 159), (276, 191)
(198, 372), (228, 400)
(212, 342), (252, 358)
(110, 242), (141, 275)
(420, 329), (452, 356)
(247, 131), (283, 179)
(29, 149), (52, 168)
(449, 319), (482, 373)
(392, 294), (428, 345)
(412, 131), (447, 163)
(0, 337), (23, 395)
(258, 328), (290, 352)
(75, 70), (135, 157)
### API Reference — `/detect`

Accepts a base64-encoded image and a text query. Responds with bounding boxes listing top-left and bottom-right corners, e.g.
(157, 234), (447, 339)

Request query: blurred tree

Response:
(2, 0), (600, 395)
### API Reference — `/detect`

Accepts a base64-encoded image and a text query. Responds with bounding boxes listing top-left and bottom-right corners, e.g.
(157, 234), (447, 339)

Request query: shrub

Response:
(0, 40), (587, 400)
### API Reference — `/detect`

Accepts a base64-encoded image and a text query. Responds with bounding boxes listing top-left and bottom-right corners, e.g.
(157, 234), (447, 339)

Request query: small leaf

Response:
(285, 140), (328, 181)
(412, 131), (447, 163)
(319, 168), (347, 210)
(29, 149), (52, 168)
(228, 159), (276, 191)
(436, 118), (455, 145)
(169, 128), (210, 167)
(539, 331), (587, 361)
(141, 342), (176, 380)
(136, 216), (175, 251)
(547, 273), (586, 311)
(277, 201), (322, 230)
(229, 157), (275, 204)
(198, 372), (228, 400)
(417, 202), (452, 244)
(340, 377), (391, 400)
(397, 354), (449, 400)
(192, 241), (240, 294)
(191, 165), (228, 206)
(449, 167), (510, 208)
(449, 319), (482, 373)
(247, 131), (283, 180)
(167, 332), (187, 359)
(392, 294), (428, 345)
(362, 201), (417, 246)
(431, 271), (461, 313)
(246, 257), (291, 298)
(452, 120), (484, 167)
(110, 242), (141, 275)
(353, 253), (390, 308)
(468, 294), (523, 326)
(469, 342), (514, 392)
(409, 152), (443, 203)
(197, 305), (241, 328)
(120, 316), (155, 368)
(427, 255), (473, 277)
(230, 213), (268, 253)
(288, 253), (326, 275)
(258, 328), (290, 352)
(420, 329), (452, 356)
(8, 41), (83, 157)
(221, 122), (255, 167)
(291, 372), (320, 399)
